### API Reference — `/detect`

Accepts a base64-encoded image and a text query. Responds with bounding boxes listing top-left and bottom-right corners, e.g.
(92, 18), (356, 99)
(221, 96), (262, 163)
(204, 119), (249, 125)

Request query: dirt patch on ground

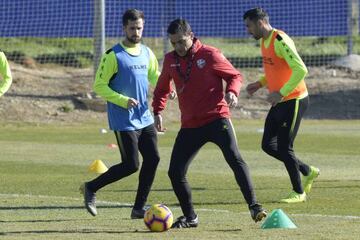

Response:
(1, 62), (359, 124)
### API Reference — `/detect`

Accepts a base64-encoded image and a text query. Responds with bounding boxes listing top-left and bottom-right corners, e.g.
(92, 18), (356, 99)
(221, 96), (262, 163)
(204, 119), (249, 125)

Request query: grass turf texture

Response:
(0, 119), (360, 239)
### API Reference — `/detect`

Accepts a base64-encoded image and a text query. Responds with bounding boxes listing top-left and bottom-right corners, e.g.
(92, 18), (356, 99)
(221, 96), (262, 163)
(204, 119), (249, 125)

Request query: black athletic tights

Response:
(168, 118), (258, 219)
(261, 96), (310, 194)
(87, 124), (160, 210)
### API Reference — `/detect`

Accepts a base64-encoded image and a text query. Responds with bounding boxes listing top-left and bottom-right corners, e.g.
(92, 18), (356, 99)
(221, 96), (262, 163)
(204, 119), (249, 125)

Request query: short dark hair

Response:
(167, 18), (192, 35)
(122, 9), (144, 26)
(243, 7), (269, 22)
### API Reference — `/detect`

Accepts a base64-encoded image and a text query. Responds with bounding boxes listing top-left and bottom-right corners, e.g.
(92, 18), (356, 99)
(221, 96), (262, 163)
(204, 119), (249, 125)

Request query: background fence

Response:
(0, 0), (359, 69)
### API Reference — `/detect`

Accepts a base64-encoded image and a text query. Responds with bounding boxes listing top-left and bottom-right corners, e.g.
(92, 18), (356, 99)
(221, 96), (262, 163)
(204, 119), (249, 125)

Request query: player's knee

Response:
(167, 169), (175, 180)
(125, 162), (140, 174)
(144, 154), (160, 166)
(168, 169), (183, 182)
(261, 142), (272, 154)
(278, 149), (292, 160)
(153, 154), (160, 165)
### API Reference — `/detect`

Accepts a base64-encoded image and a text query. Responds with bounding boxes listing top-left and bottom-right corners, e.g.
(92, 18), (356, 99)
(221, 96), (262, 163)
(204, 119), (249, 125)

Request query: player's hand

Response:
(127, 98), (139, 109)
(154, 114), (166, 132)
(169, 90), (177, 100)
(225, 92), (238, 108)
(267, 91), (283, 106)
(246, 82), (262, 96)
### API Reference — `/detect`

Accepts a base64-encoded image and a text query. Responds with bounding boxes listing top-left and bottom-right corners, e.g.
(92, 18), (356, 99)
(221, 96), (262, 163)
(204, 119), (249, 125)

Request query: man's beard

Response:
(127, 36), (141, 44)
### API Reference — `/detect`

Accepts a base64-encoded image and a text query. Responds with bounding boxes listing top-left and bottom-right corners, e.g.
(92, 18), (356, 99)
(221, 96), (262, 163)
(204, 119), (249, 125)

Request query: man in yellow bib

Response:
(0, 51), (12, 97)
(243, 7), (319, 203)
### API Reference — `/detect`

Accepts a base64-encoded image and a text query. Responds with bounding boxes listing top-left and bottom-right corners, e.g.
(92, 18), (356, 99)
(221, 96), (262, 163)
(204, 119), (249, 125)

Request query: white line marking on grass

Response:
(0, 193), (80, 200)
(1, 193), (360, 220)
(197, 208), (230, 213)
(0, 193), (132, 206)
(292, 213), (360, 220)
(236, 212), (360, 220)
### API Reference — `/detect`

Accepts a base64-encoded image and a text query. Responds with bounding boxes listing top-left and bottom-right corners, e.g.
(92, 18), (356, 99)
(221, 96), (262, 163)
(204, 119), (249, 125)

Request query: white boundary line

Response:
(1, 193), (360, 220)
(0, 193), (132, 207)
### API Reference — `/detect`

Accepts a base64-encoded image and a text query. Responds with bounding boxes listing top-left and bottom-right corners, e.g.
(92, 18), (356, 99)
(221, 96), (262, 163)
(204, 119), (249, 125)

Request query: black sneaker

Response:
(130, 208), (146, 219)
(79, 183), (97, 216)
(171, 215), (199, 228)
(249, 203), (267, 223)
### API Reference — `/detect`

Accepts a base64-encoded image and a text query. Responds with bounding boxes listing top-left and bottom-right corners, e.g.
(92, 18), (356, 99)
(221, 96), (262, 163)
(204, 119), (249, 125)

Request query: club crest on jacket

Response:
(196, 59), (206, 69)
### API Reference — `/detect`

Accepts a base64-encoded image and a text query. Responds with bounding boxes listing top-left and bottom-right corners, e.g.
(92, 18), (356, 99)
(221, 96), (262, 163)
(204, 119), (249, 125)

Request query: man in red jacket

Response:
(152, 18), (266, 228)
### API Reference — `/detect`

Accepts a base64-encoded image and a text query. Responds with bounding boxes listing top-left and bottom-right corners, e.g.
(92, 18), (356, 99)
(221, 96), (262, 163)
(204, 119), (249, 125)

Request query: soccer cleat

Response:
(171, 215), (199, 228)
(130, 208), (146, 219)
(303, 166), (320, 194)
(249, 204), (267, 223)
(79, 183), (97, 216)
(279, 191), (306, 203)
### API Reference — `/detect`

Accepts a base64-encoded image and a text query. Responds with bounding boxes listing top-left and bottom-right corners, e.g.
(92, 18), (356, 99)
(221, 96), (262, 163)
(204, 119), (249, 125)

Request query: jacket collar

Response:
(191, 37), (202, 53)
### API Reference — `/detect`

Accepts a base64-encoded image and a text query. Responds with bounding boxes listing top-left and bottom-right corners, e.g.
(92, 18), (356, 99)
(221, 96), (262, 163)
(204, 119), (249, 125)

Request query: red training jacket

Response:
(152, 38), (243, 128)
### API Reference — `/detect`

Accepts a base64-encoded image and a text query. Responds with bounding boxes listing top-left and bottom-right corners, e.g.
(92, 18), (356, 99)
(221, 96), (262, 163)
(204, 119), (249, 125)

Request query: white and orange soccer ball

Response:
(144, 204), (173, 232)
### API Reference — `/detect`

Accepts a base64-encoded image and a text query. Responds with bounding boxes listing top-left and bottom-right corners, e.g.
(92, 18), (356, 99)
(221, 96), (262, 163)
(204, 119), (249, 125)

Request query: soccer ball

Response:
(144, 204), (173, 232)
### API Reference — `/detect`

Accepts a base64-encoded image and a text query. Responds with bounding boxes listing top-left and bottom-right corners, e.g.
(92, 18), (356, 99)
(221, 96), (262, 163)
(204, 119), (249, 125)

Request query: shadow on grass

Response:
(315, 185), (360, 189)
(0, 205), (131, 210)
(0, 229), (150, 236)
(0, 219), (85, 223)
(0, 201), (256, 210)
(104, 186), (290, 193)
(316, 179), (360, 183)
(105, 187), (206, 193)
(210, 228), (243, 232)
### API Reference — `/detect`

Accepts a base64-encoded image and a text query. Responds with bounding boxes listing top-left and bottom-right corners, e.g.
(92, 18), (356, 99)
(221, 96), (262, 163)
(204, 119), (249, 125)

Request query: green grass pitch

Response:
(1, 119), (359, 239)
